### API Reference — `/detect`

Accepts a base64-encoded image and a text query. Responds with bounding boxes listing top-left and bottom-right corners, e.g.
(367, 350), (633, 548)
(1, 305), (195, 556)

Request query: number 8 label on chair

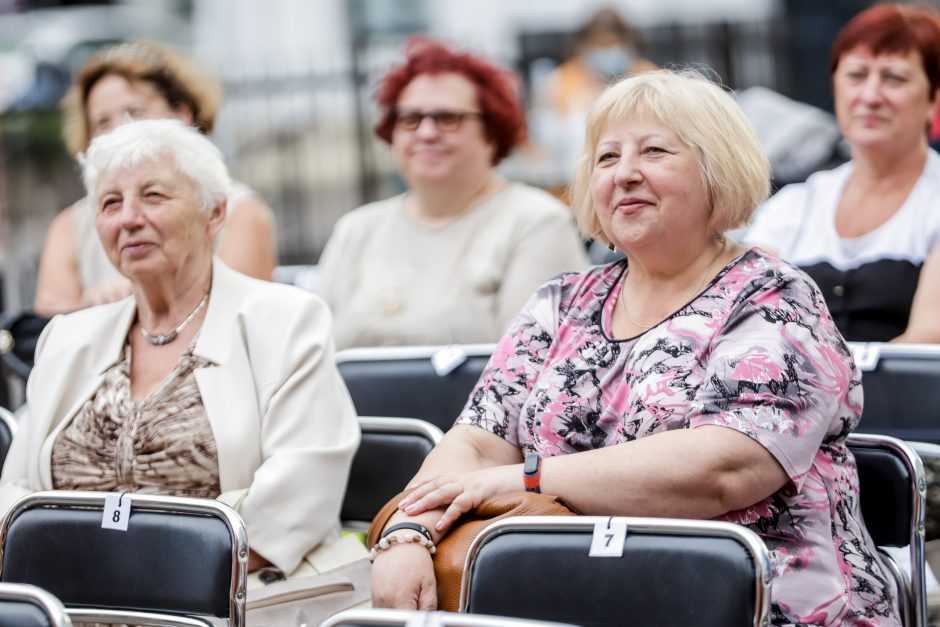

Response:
(101, 493), (131, 531)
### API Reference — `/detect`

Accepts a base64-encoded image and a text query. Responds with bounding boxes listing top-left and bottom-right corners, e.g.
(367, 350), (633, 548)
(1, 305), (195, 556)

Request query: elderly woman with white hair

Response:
(0, 118), (361, 578)
(369, 70), (901, 625)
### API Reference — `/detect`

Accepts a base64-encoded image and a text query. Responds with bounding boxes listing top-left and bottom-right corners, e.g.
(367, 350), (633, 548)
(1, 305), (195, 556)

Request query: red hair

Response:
(373, 37), (526, 165)
(830, 3), (940, 95)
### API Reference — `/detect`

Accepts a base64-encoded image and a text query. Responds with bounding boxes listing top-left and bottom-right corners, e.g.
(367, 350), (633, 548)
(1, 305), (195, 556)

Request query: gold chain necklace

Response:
(619, 237), (727, 330)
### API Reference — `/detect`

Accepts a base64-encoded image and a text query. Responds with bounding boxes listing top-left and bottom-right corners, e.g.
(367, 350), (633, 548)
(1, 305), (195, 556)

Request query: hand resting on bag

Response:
(398, 465), (521, 533)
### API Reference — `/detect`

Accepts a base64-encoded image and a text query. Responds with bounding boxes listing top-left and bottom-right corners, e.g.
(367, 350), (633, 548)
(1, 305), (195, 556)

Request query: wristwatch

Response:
(523, 452), (542, 493)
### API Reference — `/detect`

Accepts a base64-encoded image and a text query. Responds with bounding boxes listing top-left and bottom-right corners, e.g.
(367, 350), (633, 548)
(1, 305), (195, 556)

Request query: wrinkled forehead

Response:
(91, 153), (191, 196)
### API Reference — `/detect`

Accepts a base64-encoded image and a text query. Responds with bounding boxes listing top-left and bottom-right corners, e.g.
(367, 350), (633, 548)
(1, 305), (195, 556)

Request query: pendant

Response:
(141, 329), (178, 346)
(137, 292), (209, 347)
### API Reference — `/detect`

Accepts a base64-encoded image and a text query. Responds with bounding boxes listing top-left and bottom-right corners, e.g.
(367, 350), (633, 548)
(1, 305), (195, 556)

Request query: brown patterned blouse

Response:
(51, 342), (221, 498)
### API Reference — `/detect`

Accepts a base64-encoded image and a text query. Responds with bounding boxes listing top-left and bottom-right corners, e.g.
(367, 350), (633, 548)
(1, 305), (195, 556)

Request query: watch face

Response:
(524, 453), (540, 475)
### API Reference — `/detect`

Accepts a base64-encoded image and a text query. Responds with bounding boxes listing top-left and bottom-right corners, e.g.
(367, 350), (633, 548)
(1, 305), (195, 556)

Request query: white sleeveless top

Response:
(744, 150), (940, 341)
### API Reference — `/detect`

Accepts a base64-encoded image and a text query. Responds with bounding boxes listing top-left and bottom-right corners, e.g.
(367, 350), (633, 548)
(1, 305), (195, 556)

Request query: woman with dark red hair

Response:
(317, 38), (588, 349)
(746, 3), (940, 344)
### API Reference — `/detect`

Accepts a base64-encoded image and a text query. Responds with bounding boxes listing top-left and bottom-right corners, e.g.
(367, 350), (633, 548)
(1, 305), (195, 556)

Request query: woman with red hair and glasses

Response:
(317, 38), (587, 349)
(746, 4), (940, 344)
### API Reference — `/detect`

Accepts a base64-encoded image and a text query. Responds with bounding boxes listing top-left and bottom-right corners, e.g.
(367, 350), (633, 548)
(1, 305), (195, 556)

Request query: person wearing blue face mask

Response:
(531, 8), (656, 182)
(583, 40), (637, 81)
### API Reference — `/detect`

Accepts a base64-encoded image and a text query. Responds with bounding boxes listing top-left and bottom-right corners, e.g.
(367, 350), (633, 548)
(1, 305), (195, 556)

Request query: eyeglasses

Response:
(393, 110), (483, 132)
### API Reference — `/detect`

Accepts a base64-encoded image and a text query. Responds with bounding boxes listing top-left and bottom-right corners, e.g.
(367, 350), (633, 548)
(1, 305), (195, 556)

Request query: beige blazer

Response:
(0, 259), (359, 574)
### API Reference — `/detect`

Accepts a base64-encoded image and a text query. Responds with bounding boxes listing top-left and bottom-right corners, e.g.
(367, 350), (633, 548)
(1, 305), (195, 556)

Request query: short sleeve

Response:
(455, 275), (569, 446)
(743, 184), (809, 257)
(688, 269), (859, 491)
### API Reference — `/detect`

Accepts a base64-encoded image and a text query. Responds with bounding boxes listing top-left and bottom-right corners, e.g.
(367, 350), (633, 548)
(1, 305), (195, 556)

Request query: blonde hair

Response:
(62, 41), (222, 155)
(569, 69), (770, 244)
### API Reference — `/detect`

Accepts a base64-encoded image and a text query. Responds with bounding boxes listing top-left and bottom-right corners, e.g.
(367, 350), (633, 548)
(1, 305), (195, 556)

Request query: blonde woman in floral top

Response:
(369, 70), (900, 626)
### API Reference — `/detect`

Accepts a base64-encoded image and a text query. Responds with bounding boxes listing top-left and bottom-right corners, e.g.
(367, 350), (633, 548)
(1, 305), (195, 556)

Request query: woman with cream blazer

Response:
(0, 257), (359, 574)
(3, 118), (361, 592)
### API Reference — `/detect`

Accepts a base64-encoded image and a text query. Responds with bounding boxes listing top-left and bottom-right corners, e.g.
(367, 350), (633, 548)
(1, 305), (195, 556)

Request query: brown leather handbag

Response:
(369, 490), (577, 612)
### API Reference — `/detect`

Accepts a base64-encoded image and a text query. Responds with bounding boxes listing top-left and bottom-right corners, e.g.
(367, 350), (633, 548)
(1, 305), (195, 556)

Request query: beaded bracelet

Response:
(369, 531), (437, 562)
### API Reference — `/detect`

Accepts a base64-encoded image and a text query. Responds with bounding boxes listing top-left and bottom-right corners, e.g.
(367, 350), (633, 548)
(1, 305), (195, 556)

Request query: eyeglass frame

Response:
(392, 109), (484, 132)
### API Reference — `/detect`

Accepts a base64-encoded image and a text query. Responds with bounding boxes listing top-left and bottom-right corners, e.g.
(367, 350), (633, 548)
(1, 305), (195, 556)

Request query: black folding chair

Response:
(850, 342), (940, 445)
(0, 582), (71, 627)
(0, 491), (248, 626)
(341, 417), (443, 530)
(336, 345), (494, 432)
(460, 516), (771, 627)
(849, 433), (927, 627)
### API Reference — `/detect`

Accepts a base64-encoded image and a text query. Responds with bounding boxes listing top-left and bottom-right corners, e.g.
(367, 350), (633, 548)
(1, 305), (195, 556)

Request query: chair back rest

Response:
(850, 342), (940, 444)
(0, 491), (247, 626)
(847, 433), (927, 627)
(336, 345), (493, 432)
(0, 582), (71, 627)
(460, 516), (771, 627)
(0, 407), (15, 473)
(341, 417), (443, 526)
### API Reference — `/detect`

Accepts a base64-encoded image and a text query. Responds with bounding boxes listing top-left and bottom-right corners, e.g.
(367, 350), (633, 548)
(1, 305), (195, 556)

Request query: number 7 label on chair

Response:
(589, 518), (627, 557)
(101, 494), (131, 531)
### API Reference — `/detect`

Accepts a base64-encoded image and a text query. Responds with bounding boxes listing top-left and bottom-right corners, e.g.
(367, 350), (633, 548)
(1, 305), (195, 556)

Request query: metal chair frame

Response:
(336, 344), (496, 364)
(850, 342), (940, 368)
(342, 416), (443, 531)
(848, 433), (928, 627)
(459, 516), (772, 627)
(0, 581), (72, 627)
(322, 607), (576, 627)
(357, 416), (444, 444)
(0, 491), (249, 627)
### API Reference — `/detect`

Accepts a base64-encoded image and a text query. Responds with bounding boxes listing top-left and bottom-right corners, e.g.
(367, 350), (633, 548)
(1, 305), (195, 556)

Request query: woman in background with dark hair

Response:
(317, 38), (588, 349)
(746, 3), (940, 343)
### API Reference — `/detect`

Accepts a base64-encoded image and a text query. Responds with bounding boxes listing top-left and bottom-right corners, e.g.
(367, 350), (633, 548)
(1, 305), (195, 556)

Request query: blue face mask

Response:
(583, 46), (635, 80)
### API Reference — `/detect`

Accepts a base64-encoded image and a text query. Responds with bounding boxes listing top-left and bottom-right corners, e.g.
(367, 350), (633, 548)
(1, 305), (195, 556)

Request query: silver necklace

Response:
(139, 293), (209, 346)
(620, 237), (727, 330)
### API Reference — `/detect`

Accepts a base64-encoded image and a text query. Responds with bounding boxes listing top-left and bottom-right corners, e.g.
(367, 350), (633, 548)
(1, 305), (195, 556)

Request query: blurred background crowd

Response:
(0, 0), (885, 311)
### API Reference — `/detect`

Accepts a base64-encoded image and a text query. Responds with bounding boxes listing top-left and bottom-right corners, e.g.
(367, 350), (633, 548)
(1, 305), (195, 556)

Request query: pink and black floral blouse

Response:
(456, 249), (900, 627)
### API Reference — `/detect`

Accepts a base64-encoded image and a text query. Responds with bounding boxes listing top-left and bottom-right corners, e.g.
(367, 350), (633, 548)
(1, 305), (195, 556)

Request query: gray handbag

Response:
(247, 534), (371, 627)
(247, 556), (371, 626)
